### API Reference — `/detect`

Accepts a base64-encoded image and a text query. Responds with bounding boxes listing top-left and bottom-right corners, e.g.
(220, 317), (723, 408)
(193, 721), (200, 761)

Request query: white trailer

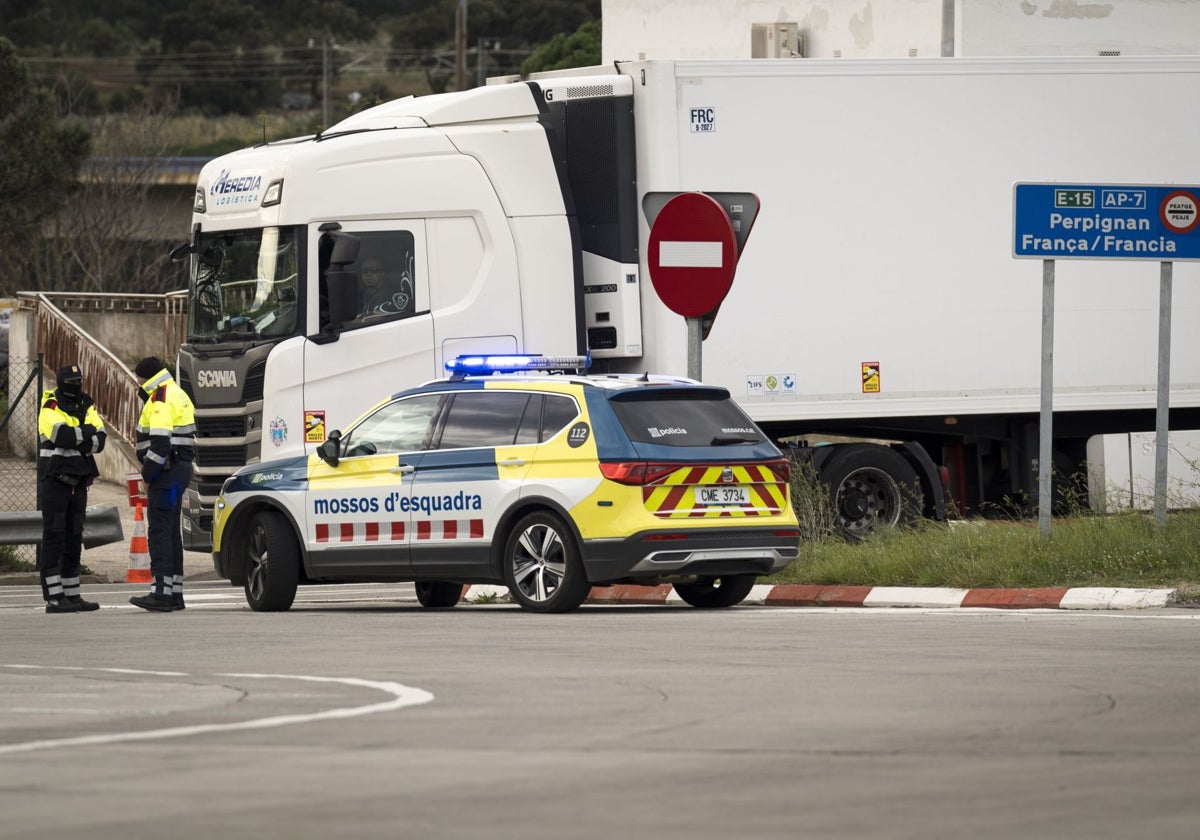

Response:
(600, 0), (1200, 61)
(175, 57), (1200, 549)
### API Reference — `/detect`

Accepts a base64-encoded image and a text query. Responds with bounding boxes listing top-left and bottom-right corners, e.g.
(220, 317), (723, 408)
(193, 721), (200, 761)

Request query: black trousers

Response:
(146, 460), (193, 593)
(38, 477), (89, 601)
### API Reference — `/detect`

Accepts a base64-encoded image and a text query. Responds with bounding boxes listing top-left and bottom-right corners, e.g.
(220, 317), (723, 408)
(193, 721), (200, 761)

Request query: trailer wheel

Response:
(821, 444), (924, 541)
(414, 581), (464, 608)
(244, 510), (300, 611)
(673, 575), (758, 609)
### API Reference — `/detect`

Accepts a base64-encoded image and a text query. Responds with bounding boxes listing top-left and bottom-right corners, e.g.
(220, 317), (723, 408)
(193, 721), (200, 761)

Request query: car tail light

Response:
(599, 462), (679, 486)
(764, 458), (791, 484)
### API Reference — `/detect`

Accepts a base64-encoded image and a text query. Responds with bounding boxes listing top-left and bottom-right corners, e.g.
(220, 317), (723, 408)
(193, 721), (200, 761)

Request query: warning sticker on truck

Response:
(862, 362), (880, 394)
(304, 410), (326, 443)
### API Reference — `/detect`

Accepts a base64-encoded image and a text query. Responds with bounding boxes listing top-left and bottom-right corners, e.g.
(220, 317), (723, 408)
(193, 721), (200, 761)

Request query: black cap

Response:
(135, 357), (163, 379)
(56, 364), (83, 383)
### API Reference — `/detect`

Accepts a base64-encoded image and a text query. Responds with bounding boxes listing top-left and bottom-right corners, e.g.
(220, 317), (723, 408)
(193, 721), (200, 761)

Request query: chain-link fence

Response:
(1, 354), (42, 565)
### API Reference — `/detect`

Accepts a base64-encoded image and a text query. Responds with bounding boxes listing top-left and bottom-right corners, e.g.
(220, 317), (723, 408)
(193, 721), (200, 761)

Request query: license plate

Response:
(696, 486), (750, 506)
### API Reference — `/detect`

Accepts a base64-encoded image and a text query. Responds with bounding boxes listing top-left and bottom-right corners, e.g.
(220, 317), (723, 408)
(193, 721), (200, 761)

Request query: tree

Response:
(52, 95), (191, 295)
(521, 19), (600, 75)
(0, 37), (91, 296)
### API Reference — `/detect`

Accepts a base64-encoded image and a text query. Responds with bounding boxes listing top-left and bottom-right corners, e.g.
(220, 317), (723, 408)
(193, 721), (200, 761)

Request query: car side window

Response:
(436, 392), (532, 449)
(541, 395), (580, 441)
(514, 395), (543, 445)
(340, 394), (443, 457)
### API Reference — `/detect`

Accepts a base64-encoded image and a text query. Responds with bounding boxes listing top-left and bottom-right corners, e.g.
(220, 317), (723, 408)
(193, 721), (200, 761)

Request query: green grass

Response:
(767, 454), (1200, 597)
(766, 513), (1200, 591)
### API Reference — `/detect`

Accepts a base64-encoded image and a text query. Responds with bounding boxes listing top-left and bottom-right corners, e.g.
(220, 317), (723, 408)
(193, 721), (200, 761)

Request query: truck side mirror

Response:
(326, 271), (358, 324)
(317, 430), (342, 467)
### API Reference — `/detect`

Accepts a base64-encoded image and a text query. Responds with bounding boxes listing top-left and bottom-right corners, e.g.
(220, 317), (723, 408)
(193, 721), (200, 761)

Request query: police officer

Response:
(38, 364), (106, 613)
(129, 357), (196, 613)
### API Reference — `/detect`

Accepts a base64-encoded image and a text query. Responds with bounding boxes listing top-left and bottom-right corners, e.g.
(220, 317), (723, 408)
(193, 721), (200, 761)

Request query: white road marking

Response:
(0, 665), (433, 755)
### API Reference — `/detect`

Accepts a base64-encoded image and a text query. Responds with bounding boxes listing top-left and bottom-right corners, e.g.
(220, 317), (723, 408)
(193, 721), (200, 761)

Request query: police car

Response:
(212, 355), (800, 613)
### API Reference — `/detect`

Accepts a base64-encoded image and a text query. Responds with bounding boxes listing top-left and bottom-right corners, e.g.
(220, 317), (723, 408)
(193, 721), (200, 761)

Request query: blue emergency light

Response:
(445, 353), (590, 379)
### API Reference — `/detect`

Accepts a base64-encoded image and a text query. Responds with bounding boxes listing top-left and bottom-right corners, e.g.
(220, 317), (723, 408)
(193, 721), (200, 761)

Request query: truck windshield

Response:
(188, 227), (300, 343)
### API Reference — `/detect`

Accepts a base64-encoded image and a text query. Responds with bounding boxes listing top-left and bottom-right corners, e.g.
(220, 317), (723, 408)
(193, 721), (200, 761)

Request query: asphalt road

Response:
(2, 582), (1199, 839)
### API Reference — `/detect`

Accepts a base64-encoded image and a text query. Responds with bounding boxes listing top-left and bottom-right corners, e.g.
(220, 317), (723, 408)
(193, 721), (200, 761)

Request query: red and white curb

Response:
(462, 584), (1178, 610)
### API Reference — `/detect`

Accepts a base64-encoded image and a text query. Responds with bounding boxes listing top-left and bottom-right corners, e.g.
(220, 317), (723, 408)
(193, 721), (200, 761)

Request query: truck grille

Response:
(196, 415), (247, 438)
(197, 444), (248, 468)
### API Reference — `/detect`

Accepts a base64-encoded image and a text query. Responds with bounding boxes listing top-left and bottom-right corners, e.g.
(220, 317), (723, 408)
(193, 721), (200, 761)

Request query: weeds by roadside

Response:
(771, 451), (1200, 593)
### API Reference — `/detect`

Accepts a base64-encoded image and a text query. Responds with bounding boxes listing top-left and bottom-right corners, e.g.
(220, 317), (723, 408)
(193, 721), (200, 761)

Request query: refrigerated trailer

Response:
(174, 56), (1200, 550)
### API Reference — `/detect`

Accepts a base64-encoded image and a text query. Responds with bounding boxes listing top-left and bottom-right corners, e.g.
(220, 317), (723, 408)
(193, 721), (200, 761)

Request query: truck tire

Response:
(415, 581), (463, 608)
(673, 574), (757, 608)
(821, 444), (924, 540)
(503, 511), (590, 613)
(244, 510), (300, 612)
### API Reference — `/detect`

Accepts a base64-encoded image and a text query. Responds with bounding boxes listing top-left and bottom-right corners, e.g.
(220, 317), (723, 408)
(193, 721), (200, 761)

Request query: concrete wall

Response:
(67, 311), (173, 370)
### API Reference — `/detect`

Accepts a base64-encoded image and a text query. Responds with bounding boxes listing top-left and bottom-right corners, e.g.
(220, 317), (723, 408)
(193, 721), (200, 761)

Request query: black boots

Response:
(67, 596), (101, 612)
(45, 597), (80, 614)
(130, 593), (174, 612)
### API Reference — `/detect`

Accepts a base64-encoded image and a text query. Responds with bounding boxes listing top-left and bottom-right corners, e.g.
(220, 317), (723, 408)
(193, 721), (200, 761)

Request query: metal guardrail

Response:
(0, 506), (124, 548)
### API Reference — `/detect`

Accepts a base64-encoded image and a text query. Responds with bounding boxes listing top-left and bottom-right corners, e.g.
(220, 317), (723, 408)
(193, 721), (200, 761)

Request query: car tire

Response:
(503, 511), (590, 613)
(415, 581), (463, 608)
(673, 574), (757, 608)
(244, 510), (299, 612)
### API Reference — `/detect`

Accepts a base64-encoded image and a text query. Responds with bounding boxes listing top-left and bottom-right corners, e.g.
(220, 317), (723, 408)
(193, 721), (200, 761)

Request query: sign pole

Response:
(1039, 259), (1055, 538)
(1154, 260), (1173, 526)
(686, 317), (703, 380)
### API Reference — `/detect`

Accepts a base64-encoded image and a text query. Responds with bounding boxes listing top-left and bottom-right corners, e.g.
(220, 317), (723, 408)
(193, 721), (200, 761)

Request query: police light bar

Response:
(446, 354), (590, 378)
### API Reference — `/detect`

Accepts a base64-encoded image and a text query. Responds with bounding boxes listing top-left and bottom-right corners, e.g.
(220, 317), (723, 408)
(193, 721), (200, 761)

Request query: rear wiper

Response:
(710, 435), (760, 446)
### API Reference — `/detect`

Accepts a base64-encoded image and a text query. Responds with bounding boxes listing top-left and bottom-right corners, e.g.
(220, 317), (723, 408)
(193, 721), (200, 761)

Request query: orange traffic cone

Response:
(126, 503), (151, 583)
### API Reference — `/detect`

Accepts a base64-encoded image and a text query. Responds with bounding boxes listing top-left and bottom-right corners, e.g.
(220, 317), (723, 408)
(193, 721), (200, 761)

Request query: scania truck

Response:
(175, 56), (1200, 550)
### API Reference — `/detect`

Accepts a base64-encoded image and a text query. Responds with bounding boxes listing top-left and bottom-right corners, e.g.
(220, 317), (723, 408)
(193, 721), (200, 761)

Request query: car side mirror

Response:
(317, 429), (342, 467)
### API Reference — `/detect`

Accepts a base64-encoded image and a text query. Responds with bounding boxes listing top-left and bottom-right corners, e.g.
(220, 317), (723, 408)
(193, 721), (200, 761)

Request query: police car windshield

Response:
(188, 227), (300, 344)
(610, 393), (765, 447)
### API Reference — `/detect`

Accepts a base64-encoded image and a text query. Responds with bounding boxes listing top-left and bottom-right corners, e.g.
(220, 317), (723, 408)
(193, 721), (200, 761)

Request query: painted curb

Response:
(463, 583), (1179, 610)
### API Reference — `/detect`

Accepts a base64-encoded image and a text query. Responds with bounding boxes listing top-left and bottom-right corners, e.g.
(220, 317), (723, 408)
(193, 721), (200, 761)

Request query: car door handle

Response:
(498, 458), (526, 467)
(389, 464), (416, 475)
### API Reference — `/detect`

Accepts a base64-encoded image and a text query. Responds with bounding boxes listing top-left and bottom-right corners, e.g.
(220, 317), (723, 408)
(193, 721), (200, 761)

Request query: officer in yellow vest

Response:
(129, 357), (196, 612)
(37, 364), (106, 613)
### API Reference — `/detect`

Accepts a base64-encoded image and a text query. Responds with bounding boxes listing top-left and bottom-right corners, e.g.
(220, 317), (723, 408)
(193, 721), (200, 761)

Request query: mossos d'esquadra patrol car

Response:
(212, 355), (800, 613)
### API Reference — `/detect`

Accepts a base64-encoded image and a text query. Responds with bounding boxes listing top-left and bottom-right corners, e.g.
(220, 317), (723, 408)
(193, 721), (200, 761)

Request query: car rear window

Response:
(609, 393), (765, 447)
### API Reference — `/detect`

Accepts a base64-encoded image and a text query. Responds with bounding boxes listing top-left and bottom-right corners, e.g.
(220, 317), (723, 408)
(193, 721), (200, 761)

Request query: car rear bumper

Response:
(580, 526), (800, 583)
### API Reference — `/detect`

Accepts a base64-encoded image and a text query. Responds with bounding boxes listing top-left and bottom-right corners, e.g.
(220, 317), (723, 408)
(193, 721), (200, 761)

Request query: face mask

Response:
(58, 382), (82, 400)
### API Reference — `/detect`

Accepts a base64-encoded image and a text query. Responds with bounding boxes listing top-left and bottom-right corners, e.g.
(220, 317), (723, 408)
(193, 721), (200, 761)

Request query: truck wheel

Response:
(821, 444), (924, 541)
(503, 511), (590, 613)
(415, 581), (463, 608)
(673, 574), (757, 608)
(244, 510), (299, 612)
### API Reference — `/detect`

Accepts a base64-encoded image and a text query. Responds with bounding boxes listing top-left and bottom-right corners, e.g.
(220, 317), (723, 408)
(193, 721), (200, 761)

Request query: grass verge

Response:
(767, 452), (1200, 600)
(766, 512), (1200, 591)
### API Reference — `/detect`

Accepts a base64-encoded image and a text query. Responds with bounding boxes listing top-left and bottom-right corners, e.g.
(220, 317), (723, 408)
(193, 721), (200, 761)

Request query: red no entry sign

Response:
(647, 192), (738, 317)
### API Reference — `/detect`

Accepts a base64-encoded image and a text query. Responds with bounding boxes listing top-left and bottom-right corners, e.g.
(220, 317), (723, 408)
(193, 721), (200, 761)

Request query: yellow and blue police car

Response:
(213, 355), (801, 613)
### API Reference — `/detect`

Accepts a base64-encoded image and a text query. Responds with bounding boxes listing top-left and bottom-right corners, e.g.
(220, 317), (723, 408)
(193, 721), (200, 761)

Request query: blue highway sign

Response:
(1013, 183), (1200, 261)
